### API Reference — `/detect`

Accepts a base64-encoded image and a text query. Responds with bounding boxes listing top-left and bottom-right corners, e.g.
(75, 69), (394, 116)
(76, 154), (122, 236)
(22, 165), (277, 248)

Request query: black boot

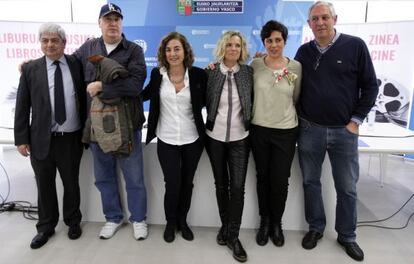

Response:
(216, 225), (228, 246)
(177, 220), (194, 241)
(163, 222), (176, 243)
(270, 223), (285, 247)
(227, 238), (247, 262)
(256, 217), (270, 246)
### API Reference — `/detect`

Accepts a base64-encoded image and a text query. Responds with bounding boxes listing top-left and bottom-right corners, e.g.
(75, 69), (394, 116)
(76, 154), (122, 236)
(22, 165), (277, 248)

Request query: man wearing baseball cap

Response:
(99, 3), (123, 19)
(73, 3), (148, 241)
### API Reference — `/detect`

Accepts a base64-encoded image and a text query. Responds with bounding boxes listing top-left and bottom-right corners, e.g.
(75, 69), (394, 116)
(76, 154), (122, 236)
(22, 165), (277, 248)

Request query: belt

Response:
(51, 131), (73, 137)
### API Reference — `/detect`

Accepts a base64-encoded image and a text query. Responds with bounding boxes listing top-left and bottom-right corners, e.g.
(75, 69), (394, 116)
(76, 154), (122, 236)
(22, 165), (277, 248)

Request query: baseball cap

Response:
(99, 3), (123, 19)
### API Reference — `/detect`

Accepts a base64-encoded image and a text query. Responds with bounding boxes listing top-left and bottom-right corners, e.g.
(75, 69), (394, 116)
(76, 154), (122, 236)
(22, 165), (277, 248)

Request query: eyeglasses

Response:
(313, 52), (323, 70)
(40, 38), (62, 45)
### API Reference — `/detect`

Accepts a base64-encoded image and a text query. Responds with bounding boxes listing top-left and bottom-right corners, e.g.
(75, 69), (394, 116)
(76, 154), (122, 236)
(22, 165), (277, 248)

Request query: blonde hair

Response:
(213, 31), (249, 64)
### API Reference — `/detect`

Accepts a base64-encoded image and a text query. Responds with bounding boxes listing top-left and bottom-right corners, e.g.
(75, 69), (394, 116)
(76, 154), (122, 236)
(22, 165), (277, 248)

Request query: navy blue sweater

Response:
(294, 33), (378, 126)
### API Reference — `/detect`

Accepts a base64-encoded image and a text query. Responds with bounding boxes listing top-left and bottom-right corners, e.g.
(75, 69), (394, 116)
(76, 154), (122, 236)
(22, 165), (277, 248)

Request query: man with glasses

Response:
(15, 23), (86, 249)
(294, 1), (378, 261)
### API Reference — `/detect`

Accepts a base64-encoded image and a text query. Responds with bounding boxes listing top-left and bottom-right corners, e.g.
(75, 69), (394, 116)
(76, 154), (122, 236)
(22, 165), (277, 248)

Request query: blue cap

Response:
(99, 3), (123, 19)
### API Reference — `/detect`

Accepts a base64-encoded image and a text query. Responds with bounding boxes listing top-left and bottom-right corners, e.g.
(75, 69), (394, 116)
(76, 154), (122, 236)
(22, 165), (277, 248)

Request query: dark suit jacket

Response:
(142, 66), (207, 145)
(14, 55), (86, 160)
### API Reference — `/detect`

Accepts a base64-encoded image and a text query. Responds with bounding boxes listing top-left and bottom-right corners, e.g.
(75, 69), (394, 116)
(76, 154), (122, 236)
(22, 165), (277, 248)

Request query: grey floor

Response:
(0, 154), (413, 264)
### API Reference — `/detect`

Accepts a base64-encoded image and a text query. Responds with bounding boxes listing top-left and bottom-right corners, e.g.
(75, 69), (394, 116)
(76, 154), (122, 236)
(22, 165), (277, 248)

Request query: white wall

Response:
(367, 1), (414, 22)
(2, 1), (414, 24)
(0, 0), (106, 23)
(283, 0), (414, 24)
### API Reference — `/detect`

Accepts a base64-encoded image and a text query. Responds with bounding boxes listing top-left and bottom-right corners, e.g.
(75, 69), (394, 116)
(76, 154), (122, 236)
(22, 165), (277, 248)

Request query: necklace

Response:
(170, 77), (184, 84)
(265, 55), (287, 70)
(168, 72), (184, 84)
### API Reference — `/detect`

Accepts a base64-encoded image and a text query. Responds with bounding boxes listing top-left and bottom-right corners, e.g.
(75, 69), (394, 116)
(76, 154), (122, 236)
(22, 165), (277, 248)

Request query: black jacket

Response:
(14, 55), (86, 160)
(74, 35), (146, 130)
(142, 66), (207, 144)
(205, 63), (254, 132)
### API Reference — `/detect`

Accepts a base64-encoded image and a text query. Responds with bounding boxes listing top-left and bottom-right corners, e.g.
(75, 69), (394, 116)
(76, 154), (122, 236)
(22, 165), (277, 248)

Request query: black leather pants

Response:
(205, 136), (250, 240)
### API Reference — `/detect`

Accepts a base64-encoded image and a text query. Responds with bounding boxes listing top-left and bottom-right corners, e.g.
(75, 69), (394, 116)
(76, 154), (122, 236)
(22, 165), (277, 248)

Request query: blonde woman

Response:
(205, 31), (253, 263)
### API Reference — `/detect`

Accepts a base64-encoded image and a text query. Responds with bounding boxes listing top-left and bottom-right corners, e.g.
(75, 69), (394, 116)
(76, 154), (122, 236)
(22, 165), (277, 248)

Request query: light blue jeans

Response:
(298, 118), (359, 242)
(90, 130), (147, 223)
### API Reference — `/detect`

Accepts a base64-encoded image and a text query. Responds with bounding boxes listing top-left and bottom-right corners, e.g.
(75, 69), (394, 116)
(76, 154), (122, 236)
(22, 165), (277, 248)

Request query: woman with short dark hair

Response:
(251, 20), (302, 247)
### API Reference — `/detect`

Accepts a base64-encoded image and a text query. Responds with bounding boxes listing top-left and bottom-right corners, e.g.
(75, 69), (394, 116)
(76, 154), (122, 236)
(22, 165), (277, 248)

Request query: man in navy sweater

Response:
(294, 1), (378, 262)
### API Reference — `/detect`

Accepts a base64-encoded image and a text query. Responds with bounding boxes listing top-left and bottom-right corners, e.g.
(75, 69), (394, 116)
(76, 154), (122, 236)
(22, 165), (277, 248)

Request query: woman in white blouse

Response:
(142, 32), (207, 243)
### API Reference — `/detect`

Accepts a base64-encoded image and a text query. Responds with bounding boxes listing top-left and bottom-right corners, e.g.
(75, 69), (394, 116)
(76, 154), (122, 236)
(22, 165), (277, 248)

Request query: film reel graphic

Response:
(374, 76), (410, 127)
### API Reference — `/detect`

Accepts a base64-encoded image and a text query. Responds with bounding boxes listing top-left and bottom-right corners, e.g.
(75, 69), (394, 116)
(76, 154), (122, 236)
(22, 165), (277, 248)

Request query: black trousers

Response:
(250, 124), (298, 224)
(30, 131), (83, 233)
(157, 138), (203, 224)
(205, 136), (250, 240)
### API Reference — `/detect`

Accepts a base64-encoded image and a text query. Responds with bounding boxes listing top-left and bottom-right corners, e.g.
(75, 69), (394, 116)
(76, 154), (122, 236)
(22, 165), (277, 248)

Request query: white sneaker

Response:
(99, 221), (122, 239)
(133, 220), (148, 240)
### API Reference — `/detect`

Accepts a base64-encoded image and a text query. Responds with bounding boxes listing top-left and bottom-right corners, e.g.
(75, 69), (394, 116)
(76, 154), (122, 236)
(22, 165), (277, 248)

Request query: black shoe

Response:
(163, 223), (176, 243)
(270, 224), (285, 247)
(30, 230), (55, 249)
(256, 217), (270, 246)
(68, 224), (82, 240)
(227, 238), (247, 263)
(302, 230), (323, 250)
(216, 225), (227, 246)
(178, 221), (194, 241)
(337, 239), (364, 261)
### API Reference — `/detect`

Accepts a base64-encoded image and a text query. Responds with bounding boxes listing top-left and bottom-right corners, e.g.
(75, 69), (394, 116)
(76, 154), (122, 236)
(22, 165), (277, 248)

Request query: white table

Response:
(1, 123), (413, 228)
(358, 122), (414, 186)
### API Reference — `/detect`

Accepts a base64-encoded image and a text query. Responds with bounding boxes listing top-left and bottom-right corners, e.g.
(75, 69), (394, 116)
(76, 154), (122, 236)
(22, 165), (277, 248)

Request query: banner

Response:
(1, 0), (312, 128)
(0, 22), (100, 129)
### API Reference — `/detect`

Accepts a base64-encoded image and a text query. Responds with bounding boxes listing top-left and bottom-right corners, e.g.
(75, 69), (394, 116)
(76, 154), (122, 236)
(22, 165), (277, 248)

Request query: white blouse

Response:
(156, 67), (199, 145)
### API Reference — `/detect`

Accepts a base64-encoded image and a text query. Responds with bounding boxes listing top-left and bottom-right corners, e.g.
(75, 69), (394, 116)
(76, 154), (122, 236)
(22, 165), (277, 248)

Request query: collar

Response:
(100, 33), (128, 49)
(220, 62), (240, 74)
(160, 66), (189, 82)
(314, 30), (341, 53)
(46, 55), (67, 67)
